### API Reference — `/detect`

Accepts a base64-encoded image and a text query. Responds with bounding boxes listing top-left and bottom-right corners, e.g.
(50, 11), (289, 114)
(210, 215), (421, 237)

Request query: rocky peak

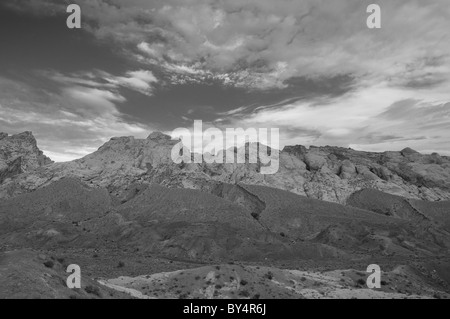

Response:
(1, 132), (450, 205)
(0, 132), (53, 183)
(401, 147), (419, 156)
(282, 145), (308, 157)
(147, 132), (172, 142)
(75, 132), (180, 178)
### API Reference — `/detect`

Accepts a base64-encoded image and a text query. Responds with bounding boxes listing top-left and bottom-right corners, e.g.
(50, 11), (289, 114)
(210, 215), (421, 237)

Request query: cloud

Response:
(4, 0), (450, 90)
(1, 0), (450, 157)
(44, 69), (158, 96)
(0, 75), (153, 162)
(5, 0), (450, 91)
(105, 70), (158, 95)
(220, 83), (450, 155)
(73, 0), (450, 90)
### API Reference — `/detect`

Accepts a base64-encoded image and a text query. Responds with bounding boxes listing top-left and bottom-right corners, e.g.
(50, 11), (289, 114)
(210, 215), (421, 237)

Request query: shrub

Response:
(85, 285), (101, 297)
(117, 261), (125, 268)
(240, 279), (248, 286)
(264, 271), (274, 280)
(43, 261), (54, 268)
(356, 279), (366, 286)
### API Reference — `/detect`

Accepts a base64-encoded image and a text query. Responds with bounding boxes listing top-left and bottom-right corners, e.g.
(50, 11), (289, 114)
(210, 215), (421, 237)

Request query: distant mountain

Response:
(1, 131), (449, 204)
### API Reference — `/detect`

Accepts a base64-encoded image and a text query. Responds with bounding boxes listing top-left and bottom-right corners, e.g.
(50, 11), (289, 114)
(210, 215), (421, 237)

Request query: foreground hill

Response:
(348, 188), (450, 232)
(99, 263), (449, 299)
(0, 178), (345, 261)
(1, 132), (450, 204)
(1, 178), (448, 262)
(0, 249), (130, 299)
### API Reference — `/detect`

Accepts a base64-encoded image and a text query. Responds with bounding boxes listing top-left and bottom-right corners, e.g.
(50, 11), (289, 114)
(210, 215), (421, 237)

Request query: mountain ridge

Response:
(1, 131), (449, 204)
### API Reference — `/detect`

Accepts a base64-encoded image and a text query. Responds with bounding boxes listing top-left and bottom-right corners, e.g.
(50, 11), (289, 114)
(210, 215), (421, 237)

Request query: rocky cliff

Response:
(0, 131), (449, 204)
(0, 132), (53, 184)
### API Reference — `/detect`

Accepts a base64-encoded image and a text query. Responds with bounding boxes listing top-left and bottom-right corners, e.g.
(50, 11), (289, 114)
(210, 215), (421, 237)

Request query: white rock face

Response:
(1, 132), (450, 204)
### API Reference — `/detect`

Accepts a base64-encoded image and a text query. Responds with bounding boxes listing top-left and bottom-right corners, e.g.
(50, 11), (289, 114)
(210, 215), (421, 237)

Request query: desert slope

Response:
(99, 263), (448, 299)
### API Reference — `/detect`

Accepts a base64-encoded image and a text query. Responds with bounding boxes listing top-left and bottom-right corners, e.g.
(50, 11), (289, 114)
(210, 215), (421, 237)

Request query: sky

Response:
(0, 0), (449, 162)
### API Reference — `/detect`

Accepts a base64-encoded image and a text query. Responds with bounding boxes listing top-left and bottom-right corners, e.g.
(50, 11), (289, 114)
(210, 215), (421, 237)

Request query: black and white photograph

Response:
(0, 0), (449, 305)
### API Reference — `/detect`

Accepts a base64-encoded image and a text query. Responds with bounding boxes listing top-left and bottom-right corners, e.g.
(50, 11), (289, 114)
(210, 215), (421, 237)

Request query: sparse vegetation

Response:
(356, 279), (366, 286)
(85, 285), (101, 297)
(264, 271), (274, 280)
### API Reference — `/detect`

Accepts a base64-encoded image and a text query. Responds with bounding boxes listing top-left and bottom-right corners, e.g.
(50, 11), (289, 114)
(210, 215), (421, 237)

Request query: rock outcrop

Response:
(0, 132), (53, 184)
(0, 131), (449, 204)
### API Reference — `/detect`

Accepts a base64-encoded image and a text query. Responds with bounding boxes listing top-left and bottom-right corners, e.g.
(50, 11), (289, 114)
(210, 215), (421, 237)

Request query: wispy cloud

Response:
(0, 75), (153, 162)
